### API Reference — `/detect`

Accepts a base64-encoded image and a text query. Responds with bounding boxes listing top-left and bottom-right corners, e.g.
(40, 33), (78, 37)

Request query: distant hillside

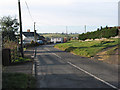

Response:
(79, 26), (119, 40)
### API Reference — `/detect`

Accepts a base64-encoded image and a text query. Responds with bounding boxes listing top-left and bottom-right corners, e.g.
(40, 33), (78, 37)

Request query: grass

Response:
(54, 38), (119, 57)
(12, 57), (32, 63)
(2, 73), (36, 89)
(106, 46), (118, 55)
(23, 48), (27, 51)
(41, 33), (79, 38)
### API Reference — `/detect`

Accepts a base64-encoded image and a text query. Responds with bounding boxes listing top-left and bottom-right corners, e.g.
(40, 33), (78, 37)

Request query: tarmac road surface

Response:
(35, 44), (119, 89)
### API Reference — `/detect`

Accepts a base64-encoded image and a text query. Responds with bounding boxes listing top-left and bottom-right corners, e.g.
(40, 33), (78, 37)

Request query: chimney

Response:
(27, 29), (30, 32)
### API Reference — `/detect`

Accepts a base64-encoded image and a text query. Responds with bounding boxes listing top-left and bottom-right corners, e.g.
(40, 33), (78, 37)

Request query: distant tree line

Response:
(79, 26), (119, 40)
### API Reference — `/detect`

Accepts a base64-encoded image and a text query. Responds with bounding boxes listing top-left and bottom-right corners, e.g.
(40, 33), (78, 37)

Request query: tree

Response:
(100, 26), (103, 30)
(0, 16), (19, 41)
(97, 28), (100, 31)
(105, 25), (108, 29)
(78, 26), (119, 40)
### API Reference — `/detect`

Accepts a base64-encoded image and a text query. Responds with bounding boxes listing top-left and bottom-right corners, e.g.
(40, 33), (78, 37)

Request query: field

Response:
(39, 33), (79, 38)
(54, 38), (119, 57)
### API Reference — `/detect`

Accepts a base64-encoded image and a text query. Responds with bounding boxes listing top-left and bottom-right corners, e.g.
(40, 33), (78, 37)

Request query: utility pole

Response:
(66, 26), (68, 38)
(85, 25), (86, 33)
(34, 22), (37, 57)
(18, 0), (24, 57)
(66, 26), (68, 35)
(34, 22), (37, 43)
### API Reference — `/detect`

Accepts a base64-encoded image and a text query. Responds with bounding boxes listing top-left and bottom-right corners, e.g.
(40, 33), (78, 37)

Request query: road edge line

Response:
(67, 61), (118, 89)
(45, 47), (118, 89)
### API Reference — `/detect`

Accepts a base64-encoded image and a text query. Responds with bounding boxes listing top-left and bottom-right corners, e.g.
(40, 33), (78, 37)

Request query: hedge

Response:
(79, 27), (119, 40)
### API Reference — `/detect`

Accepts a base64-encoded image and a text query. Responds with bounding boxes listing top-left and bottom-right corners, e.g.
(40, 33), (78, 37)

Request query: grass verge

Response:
(106, 46), (118, 55)
(12, 57), (32, 63)
(2, 73), (36, 89)
(54, 38), (119, 57)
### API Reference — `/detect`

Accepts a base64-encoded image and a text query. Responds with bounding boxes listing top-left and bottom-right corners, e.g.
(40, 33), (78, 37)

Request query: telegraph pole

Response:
(66, 26), (68, 38)
(18, 0), (24, 57)
(34, 22), (37, 43)
(85, 25), (86, 33)
(34, 22), (37, 57)
(66, 26), (68, 35)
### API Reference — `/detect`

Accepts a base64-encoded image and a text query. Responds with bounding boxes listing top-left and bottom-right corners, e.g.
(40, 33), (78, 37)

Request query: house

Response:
(50, 37), (63, 43)
(21, 29), (45, 44)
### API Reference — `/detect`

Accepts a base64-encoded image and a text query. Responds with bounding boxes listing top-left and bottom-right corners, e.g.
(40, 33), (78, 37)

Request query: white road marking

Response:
(67, 62), (118, 89)
(32, 63), (35, 77)
(45, 48), (62, 59)
(44, 47), (118, 89)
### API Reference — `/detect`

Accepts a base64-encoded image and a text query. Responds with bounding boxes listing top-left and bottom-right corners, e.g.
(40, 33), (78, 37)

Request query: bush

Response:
(79, 27), (119, 40)
(3, 40), (20, 61)
(3, 40), (17, 49)
(31, 40), (34, 44)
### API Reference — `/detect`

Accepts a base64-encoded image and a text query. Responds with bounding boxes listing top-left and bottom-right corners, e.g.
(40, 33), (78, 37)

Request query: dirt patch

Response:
(94, 48), (119, 65)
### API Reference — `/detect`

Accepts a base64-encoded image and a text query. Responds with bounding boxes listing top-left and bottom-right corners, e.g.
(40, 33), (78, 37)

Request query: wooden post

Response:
(85, 25), (86, 33)
(34, 22), (37, 43)
(2, 49), (11, 66)
(18, 0), (24, 57)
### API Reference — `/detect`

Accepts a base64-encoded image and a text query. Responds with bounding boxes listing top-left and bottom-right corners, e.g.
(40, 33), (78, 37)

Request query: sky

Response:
(0, 0), (119, 34)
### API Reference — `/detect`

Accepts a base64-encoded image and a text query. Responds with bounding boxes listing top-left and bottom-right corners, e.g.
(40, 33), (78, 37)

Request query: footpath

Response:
(3, 47), (35, 75)
(2, 47), (37, 88)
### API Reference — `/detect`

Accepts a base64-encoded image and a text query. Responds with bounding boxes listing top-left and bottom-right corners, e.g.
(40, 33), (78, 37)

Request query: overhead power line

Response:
(25, 1), (34, 22)
(24, 1), (62, 26)
(24, 1), (53, 26)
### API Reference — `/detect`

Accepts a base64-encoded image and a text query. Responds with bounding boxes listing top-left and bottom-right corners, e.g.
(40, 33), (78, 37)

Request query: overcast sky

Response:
(0, 0), (119, 33)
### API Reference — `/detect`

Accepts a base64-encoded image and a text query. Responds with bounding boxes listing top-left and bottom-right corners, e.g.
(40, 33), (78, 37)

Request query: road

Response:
(35, 44), (119, 89)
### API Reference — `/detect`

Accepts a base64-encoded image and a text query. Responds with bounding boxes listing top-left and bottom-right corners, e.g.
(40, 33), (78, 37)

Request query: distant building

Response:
(21, 29), (45, 44)
(70, 37), (78, 40)
(50, 37), (63, 43)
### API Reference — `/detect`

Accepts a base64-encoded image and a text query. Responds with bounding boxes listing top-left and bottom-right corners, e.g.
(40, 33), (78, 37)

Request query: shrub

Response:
(31, 40), (34, 44)
(79, 27), (119, 40)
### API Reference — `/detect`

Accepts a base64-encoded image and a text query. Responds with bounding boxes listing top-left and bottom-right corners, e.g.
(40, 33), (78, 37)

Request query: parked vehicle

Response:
(50, 37), (63, 43)
(37, 40), (43, 44)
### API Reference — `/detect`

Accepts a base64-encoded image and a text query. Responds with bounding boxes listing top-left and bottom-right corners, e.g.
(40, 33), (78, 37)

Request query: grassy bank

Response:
(2, 73), (36, 89)
(54, 38), (119, 57)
